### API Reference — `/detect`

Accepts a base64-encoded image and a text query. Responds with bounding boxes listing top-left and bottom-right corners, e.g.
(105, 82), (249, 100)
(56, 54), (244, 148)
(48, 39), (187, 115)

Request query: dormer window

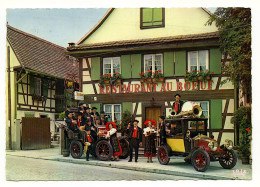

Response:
(140, 8), (165, 29)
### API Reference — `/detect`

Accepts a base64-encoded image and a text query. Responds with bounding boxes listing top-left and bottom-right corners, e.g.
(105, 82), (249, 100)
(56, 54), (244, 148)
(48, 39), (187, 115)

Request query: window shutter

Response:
(30, 75), (35, 95)
(153, 8), (163, 25)
(42, 79), (49, 97)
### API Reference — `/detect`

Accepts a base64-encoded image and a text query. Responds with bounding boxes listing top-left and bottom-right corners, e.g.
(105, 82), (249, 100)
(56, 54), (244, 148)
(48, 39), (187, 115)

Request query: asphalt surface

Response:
(6, 155), (194, 181)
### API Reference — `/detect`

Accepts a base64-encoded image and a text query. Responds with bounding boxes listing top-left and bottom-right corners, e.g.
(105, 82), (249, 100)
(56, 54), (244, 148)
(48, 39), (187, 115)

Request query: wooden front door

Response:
(145, 107), (161, 128)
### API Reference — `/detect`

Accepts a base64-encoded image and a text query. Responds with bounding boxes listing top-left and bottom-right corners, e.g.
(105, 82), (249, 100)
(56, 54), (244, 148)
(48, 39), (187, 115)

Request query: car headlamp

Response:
(208, 141), (218, 151)
(224, 139), (233, 150)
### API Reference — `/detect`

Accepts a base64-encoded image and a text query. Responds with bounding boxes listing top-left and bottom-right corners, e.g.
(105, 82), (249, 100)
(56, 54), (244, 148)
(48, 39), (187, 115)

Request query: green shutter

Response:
(153, 8), (163, 25)
(30, 75), (35, 94)
(131, 54), (142, 78)
(91, 103), (101, 113)
(210, 48), (221, 74)
(210, 99), (222, 129)
(175, 50), (186, 76)
(121, 55), (131, 79)
(42, 79), (49, 97)
(91, 57), (101, 80)
(122, 102), (132, 113)
(142, 8), (153, 24)
(163, 51), (174, 77)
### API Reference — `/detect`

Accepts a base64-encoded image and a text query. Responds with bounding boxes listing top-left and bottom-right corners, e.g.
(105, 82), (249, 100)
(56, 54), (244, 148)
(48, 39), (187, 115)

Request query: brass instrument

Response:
(172, 102), (202, 118)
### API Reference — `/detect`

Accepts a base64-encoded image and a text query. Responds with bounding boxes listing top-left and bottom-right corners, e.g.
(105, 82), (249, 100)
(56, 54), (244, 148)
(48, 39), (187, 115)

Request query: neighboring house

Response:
(66, 8), (237, 145)
(6, 25), (79, 150)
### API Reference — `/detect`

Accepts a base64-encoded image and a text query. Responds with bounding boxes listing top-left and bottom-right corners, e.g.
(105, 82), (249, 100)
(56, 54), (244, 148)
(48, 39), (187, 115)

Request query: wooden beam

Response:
(86, 58), (97, 94)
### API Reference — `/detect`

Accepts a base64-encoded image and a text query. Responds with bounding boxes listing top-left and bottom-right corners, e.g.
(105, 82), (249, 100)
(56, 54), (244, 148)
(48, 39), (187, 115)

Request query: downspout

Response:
(15, 70), (29, 119)
(7, 46), (12, 150)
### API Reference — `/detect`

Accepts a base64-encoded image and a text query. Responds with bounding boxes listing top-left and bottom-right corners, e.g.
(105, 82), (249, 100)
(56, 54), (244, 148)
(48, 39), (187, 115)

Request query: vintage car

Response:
(59, 122), (129, 161)
(157, 117), (237, 172)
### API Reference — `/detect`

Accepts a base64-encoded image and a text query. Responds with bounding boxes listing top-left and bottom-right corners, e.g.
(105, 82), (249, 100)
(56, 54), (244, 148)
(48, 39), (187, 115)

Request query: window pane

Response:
(199, 51), (207, 71)
(189, 52), (197, 66)
(200, 102), (208, 110)
(114, 105), (121, 112)
(104, 64), (111, 69)
(103, 58), (111, 64)
(190, 66), (197, 72)
(104, 69), (111, 74)
(104, 105), (112, 113)
(114, 113), (121, 121)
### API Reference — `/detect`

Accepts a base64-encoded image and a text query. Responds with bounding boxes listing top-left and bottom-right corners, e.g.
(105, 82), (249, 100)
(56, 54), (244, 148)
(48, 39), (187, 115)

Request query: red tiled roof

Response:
(7, 25), (78, 79)
(67, 31), (219, 51)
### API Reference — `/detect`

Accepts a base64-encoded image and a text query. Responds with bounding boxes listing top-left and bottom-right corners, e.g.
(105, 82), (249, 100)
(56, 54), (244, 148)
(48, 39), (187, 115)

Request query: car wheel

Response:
(191, 149), (210, 172)
(95, 140), (113, 161)
(157, 145), (170, 165)
(219, 149), (237, 169)
(70, 140), (83, 159)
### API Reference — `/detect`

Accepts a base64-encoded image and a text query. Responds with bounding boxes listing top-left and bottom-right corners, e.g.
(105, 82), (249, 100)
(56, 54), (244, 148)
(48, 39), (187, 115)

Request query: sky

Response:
(7, 8), (216, 47)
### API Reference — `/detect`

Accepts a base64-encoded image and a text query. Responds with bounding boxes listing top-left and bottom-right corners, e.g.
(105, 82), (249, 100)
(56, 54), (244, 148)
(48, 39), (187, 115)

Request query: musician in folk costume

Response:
(85, 119), (97, 142)
(171, 93), (184, 115)
(100, 111), (109, 125)
(159, 115), (166, 145)
(65, 112), (79, 133)
(84, 106), (92, 122)
(128, 120), (142, 162)
(85, 130), (94, 161)
(91, 107), (100, 122)
(105, 122), (122, 161)
(78, 103), (84, 114)
(143, 120), (157, 163)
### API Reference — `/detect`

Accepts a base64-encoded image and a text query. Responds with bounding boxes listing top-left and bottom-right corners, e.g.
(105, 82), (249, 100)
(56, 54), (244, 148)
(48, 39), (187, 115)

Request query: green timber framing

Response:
(67, 34), (238, 146)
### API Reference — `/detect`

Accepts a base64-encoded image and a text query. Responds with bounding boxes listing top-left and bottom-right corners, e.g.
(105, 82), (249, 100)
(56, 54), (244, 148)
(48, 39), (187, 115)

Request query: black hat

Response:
(133, 120), (139, 123)
(92, 107), (97, 110)
(66, 105), (71, 108)
(78, 112), (83, 116)
(174, 93), (181, 98)
(159, 115), (165, 120)
(79, 103), (84, 106)
(85, 107), (90, 110)
(100, 111), (105, 114)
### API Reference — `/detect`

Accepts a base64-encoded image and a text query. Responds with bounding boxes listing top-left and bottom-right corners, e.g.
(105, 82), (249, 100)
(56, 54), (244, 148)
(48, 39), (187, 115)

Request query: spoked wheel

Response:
(119, 138), (130, 159)
(157, 145), (170, 165)
(95, 140), (113, 161)
(191, 149), (210, 172)
(219, 149), (237, 169)
(70, 140), (83, 159)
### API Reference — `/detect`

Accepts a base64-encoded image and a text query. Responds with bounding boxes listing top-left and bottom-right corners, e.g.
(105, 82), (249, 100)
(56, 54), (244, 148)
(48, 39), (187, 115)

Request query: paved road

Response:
(6, 155), (194, 181)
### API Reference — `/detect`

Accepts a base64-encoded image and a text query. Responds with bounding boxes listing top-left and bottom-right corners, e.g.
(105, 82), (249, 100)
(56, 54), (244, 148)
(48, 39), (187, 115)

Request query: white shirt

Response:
(106, 128), (117, 138)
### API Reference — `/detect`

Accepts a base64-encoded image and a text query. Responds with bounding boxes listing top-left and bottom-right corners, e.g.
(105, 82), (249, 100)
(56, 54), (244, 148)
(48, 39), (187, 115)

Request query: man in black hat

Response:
(100, 111), (109, 125)
(78, 103), (84, 114)
(159, 116), (166, 145)
(84, 106), (92, 121)
(128, 119), (142, 162)
(66, 112), (79, 133)
(85, 119), (97, 142)
(172, 93), (184, 115)
(91, 107), (100, 122)
(65, 105), (71, 118)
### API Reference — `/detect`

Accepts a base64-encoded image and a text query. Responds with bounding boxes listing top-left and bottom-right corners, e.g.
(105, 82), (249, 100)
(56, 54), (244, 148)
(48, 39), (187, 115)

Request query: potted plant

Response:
(139, 70), (152, 83)
(100, 73), (111, 85)
(152, 70), (164, 82)
(111, 72), (122, 85)
(231, 106), (252, 164)
(185, 70), (198, 82)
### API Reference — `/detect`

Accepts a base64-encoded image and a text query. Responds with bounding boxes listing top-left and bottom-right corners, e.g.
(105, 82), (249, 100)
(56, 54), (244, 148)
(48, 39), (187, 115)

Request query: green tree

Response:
(207, 8), (251, 103)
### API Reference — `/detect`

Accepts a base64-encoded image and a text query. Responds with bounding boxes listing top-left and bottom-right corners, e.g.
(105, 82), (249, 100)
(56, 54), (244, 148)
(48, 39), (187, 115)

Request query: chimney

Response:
(68, 42), (75, 47)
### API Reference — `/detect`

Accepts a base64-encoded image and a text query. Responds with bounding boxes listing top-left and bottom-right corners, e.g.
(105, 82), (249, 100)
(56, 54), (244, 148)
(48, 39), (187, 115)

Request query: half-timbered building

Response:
(66, 8), (238, 145)
(6, 25), (78, 149)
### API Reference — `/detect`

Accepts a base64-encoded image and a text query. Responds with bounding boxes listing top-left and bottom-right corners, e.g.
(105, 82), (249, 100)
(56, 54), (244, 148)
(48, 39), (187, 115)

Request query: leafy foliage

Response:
(231, 106), (251, 156)
(207, 8), (251, 103)
(121, 110), (132, 134)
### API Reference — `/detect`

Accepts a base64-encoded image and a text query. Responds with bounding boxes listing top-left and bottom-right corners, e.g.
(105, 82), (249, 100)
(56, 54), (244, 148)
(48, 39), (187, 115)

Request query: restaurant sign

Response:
(99, 80), (214, 94)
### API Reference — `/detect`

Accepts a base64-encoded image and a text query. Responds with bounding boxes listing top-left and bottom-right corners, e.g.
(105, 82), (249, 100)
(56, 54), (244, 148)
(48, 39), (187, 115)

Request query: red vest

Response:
(87, 135), (92, 143)
(132, 128), (138, 138)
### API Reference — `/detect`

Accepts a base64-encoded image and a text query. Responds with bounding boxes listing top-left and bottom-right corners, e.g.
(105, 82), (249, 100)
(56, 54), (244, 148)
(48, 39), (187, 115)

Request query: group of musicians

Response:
(65, 94), (184, 163)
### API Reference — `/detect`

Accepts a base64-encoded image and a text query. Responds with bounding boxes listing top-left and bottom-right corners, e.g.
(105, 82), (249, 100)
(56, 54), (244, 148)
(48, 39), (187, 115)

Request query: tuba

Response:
(172, 101), (202, 118)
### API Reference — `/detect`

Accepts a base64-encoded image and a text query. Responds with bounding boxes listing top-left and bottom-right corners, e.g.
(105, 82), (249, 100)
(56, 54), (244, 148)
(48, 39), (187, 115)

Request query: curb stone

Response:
(7, 153), (235, 180)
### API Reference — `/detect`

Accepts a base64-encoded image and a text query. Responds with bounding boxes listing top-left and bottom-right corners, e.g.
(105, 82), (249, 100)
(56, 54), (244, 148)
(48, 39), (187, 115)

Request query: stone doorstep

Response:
(6, 153), (241, 180)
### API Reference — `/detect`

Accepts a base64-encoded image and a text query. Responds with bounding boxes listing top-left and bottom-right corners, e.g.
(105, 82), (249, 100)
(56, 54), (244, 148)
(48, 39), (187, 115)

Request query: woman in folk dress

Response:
(106, 122), (122, 161)
(143, 120), (157, 163)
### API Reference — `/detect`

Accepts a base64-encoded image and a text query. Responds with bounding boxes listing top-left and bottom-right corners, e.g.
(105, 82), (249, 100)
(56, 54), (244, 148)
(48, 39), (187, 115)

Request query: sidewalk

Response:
(6, 147), (252, 180)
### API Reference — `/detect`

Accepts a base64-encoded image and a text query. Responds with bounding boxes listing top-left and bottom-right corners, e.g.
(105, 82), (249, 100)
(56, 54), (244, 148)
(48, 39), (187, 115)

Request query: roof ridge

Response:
(7, 24), (65, 50)
(75, 31), (219, 47)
